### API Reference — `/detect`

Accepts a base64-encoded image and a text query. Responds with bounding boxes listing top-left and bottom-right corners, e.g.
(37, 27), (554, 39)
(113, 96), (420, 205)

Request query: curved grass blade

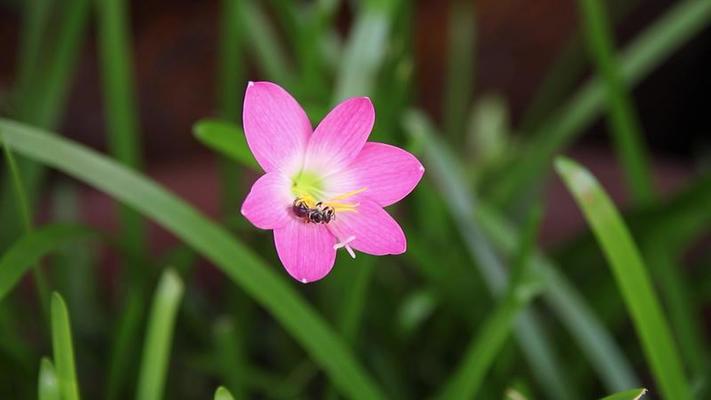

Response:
(406, 110), (638, 392)
(492, 0), (711, 205)
(192, 119), (258, 170)
(436, 206), (543, 400)
(0, 118), (387, 400)
(51, 292), (81, 400)
(555, 157), (690, 400)
(0, 224), (95, 303)
(214, 386), (235, 400)
(334, 0), (397, 100)
(38, 358), (60, 400)
(0, 0), (91, 249)
(404, 111), (575, 400)
(577, 0), (652, 204)
(443, 1), (475, 142)
(600, 388), (647, 400)
(136, 269), (184, 400)
(213, 317), (247, 399)
(1, 138), (49, 310)
(96, 0), (145, 263)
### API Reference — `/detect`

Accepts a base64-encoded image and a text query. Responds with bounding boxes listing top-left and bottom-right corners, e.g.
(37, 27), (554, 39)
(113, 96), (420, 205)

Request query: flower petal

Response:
(240, 172), (293, 229)
(274, 220), (337, 283)
(327, 197), (406, 256)
(328, 142), (424, 207)
(304, 97), (374, 173)
(243, 81), (311, 173)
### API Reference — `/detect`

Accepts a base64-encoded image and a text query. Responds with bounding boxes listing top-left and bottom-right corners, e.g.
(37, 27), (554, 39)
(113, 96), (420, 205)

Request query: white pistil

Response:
(334, 235), (356, 259)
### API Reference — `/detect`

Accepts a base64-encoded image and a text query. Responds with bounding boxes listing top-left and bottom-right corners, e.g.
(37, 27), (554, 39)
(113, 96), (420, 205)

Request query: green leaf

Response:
(491, 0), (711, 205)
(0, 224), (95, 303)
(214, 386), (235, 400)
(600, 388), (647, 400)
(38, 358), (60, 400)
(96, 0), (145, 260)
(136, 269), (184, 400)
(443, 1), (475, 141)
(404, 110), (575, 400)
(333, 0), (397, 100)
(405, 110), (638, 392)
(213, 317), (247, 399)
(240, 0), (294, 84)
(555, 157), (690, 400)
(51, 292), (81, 400)
(577, 0), (652, 203)
(436, 205), (543, 399)
(192, 119), (258, 170)
(0, 118), (387, 400)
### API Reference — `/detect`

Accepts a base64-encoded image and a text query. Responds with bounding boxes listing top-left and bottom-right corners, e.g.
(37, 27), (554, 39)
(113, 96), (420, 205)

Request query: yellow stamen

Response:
(323, 187), (367, 213)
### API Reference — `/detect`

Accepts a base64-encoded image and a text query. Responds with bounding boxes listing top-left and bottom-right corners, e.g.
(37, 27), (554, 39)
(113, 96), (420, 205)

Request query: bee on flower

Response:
(240, 81), (424, 283)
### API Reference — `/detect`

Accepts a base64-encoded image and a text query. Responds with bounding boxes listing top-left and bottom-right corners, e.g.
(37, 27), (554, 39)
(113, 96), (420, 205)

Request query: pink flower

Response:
(240, 81), (424, 283)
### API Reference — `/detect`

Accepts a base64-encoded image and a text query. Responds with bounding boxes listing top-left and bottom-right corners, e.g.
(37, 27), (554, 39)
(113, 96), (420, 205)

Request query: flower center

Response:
(290, 170), (366, 223)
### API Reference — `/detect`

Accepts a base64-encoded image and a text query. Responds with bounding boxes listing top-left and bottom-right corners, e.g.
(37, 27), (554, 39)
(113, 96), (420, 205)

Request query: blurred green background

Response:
(0, 0), (709, 399)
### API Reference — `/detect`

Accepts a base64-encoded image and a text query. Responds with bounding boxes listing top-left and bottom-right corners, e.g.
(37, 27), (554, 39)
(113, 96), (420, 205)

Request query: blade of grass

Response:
(0, 118), (388, 400)
(96, 0), (145, 267)
(443, 0), (475, 142)
(106, 288), (146, 400)
(239, 0), (293, 84)
(136, 269), (184, 400)
(15, 0), (52, 100)
(491, 0), (711, 205)
(520, 0), (639, 131)
(0, 0), (90, 249)
(324, 257), (376, 400)
(213, 317), (247, 399)
(38, 358), (60, 400)
(51, 292), (80, 400)
(404, 111), (575, 400)
(333, 0), (397, 100)
(406, 110), (639, 392)
(214, 386), (235, 400)
(436, 205), (543, 400)
(0, 224), (94, 303)
(193, 119), (258, 170)
(1, 136), (49, 311)
(577, 0), (652, 204)
(600, 388), (647, 400)
(216, 0), (246, 212)
(555, 157), (690, 400)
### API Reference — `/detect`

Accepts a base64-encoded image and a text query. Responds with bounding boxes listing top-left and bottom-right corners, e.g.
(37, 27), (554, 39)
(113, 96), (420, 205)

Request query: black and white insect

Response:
(292, 198), (335, 224)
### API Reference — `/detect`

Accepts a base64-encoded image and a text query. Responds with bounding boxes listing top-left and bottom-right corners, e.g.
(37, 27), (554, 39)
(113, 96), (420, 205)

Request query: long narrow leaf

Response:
(404, 110), (575, 400)
(0, 118), (387, 400)
(38, 358), (60, 400)
(136, 269), (184, 400)
(436, 206), (542, 399)
(406, 110), (638, 392)
(334, 0), (397, 100)
(600, 388), (647, 400)
(556, 157), (690, 400)
(51, 292), (81, 400)
(96, 0), (145, 260)
(492, 0), (711, 204)
(214, 386), (235, 400)
(0, 224), (94, 303)
(192, 119), (258, 170)
(577, 0), (652, 203)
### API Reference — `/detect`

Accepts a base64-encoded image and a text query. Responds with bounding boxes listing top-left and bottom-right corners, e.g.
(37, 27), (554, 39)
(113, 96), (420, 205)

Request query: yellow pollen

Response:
(292, 187), (367, 213)
(323, 187), (367, 213)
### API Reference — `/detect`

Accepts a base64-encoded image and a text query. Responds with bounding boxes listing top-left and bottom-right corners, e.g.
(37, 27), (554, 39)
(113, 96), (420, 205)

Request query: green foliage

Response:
(556, 157), (690, 400)
(0, 1), (708, 398)
(51, 293), (81, 400)
(136, 270), (184, 400)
